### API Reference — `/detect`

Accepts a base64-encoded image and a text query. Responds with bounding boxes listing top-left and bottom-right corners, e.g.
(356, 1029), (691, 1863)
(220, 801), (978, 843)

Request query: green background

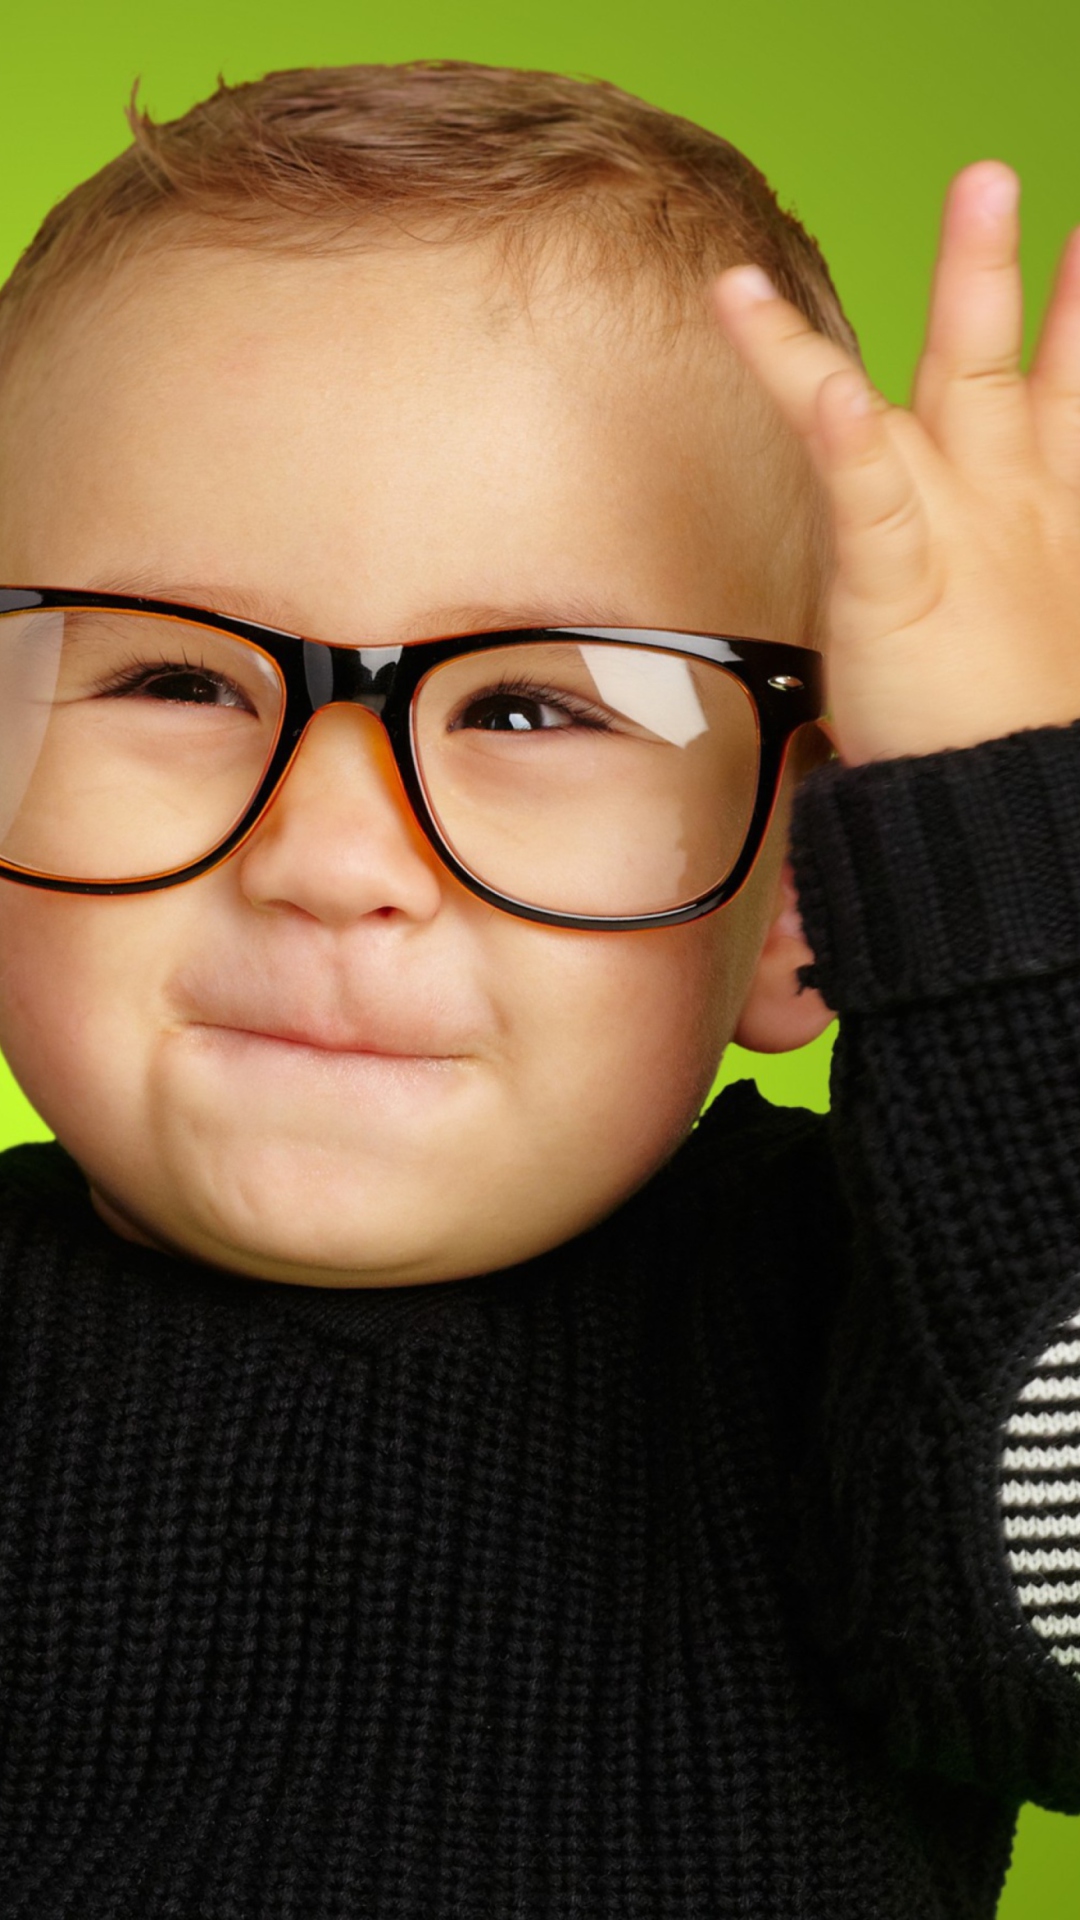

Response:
(1, 0), (1077, 1908)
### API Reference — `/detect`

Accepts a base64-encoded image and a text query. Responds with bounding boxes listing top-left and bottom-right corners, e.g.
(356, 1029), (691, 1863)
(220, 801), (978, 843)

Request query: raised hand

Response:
(713, 163), (1080, 766)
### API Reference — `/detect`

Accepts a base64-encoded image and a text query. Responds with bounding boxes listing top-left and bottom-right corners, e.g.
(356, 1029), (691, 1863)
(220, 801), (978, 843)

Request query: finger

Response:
(912, 161), (1033, 468)
(814, 368), (934, 616)
(712, 266), (860, 443)
(713, 267), (933, 610)
(1030, 224), (1080, 489)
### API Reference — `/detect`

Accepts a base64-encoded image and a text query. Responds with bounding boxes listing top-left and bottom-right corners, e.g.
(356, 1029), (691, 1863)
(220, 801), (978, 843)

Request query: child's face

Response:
(0, 236), (819, 1286)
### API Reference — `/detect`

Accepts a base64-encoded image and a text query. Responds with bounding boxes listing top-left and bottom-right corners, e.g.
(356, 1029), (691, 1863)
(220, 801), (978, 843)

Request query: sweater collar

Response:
(0, 1082), (766, 1350)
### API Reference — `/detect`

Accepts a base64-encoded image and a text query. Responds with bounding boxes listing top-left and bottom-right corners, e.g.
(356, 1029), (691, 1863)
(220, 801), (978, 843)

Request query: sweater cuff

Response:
(789, 719), (1080, 1013)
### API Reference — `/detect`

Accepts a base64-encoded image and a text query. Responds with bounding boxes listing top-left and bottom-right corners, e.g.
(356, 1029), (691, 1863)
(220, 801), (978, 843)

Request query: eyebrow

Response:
(77, 571), (643, 642)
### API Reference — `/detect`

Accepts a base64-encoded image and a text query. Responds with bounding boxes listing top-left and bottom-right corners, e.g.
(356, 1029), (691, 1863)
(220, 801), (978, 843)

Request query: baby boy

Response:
(0, 59), (1079, 1918)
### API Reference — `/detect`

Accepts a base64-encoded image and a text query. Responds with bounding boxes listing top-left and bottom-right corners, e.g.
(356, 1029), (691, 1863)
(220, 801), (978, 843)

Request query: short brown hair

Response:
(0, 61), (857, 371)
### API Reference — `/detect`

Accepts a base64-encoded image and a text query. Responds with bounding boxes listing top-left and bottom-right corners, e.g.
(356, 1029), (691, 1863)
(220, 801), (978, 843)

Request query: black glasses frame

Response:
(0, 586), (825, 931)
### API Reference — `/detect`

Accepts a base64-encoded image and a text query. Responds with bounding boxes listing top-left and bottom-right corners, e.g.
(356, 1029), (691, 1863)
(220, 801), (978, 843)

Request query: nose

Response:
(235, 703), (446, 927)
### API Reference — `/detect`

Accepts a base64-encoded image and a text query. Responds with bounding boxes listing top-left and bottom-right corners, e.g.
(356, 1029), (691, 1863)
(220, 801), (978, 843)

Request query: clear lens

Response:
(413, 638), (760, 917)
(0, 607), (285, 881)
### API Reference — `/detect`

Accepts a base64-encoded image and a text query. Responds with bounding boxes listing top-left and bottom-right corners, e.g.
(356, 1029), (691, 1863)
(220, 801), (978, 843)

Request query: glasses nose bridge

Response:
(302, 639), (405, 718)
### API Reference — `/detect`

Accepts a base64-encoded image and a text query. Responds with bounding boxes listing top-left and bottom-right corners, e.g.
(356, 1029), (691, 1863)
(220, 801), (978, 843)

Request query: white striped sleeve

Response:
(1000, 1306), (1080, 1677)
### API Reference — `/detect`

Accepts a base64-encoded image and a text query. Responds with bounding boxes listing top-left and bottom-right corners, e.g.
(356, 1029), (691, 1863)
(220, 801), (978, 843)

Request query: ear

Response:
(733, 857), (832, 1052)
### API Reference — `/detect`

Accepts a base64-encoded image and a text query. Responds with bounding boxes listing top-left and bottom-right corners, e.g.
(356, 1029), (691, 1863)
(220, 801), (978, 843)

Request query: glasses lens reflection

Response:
(414, 639), (760, 917)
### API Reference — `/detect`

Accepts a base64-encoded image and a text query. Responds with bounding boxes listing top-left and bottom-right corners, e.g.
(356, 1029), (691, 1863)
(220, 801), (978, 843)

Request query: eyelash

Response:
(91, 655), (253, 710)
(448, 677), (613, 731)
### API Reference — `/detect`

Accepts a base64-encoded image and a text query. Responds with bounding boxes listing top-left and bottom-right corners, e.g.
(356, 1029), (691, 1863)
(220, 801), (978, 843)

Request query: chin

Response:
(179, 1188), (460, 1288)
(172, 1166), (600, 1290)
(85, 1157), (431, 1287)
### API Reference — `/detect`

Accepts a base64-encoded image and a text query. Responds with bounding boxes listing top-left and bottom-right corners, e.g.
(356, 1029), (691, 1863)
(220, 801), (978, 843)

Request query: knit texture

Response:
(4, 721), (1080, 1916)
(791, 717), (1080, 1010)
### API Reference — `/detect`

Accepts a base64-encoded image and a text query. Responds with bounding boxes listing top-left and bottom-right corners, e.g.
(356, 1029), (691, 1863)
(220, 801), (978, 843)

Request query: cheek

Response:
(0, 888), (170, 1136)
(493, 913), (738, 1177)
(0, 890), (100, 1057)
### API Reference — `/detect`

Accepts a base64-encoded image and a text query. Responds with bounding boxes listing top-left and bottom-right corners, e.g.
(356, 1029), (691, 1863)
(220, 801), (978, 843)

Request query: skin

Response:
(0, 234), (830, 1288)
(714, 163), (1080, 763)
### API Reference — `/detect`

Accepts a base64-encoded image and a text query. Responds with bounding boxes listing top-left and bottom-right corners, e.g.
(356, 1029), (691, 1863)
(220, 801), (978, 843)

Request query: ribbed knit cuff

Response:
(789, 719), (1080, 1013)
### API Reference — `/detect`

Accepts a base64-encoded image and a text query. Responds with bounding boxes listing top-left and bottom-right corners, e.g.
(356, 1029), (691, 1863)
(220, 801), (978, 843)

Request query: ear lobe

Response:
(732, 858), (834, 1054)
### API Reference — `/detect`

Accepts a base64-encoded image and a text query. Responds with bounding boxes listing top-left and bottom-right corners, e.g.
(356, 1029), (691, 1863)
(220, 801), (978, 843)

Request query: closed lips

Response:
(210, 1020), (457, 1057)
(185, 1007), (469, 1058)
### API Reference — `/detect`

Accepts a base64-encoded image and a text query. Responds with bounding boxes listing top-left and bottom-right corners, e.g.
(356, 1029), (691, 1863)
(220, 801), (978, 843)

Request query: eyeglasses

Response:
(0, 587), (825, 931)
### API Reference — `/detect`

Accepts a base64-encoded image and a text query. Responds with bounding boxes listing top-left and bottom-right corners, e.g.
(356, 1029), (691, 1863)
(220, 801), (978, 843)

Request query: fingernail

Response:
(979, 166), (1018, 219)
(726, 265), (778, 304)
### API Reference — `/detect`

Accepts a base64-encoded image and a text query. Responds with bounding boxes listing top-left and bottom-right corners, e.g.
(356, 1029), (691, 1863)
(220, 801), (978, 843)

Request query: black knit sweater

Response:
(4, 725), (1080, 1918)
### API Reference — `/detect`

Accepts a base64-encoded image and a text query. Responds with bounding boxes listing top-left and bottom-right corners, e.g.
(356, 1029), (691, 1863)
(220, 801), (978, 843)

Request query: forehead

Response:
(0, 238), (807, 642)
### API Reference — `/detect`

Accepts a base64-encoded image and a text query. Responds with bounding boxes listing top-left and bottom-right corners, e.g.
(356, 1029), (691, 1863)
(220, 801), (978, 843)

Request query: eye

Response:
(95, 663), (254, 711)
(449, 683), (610, 734)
